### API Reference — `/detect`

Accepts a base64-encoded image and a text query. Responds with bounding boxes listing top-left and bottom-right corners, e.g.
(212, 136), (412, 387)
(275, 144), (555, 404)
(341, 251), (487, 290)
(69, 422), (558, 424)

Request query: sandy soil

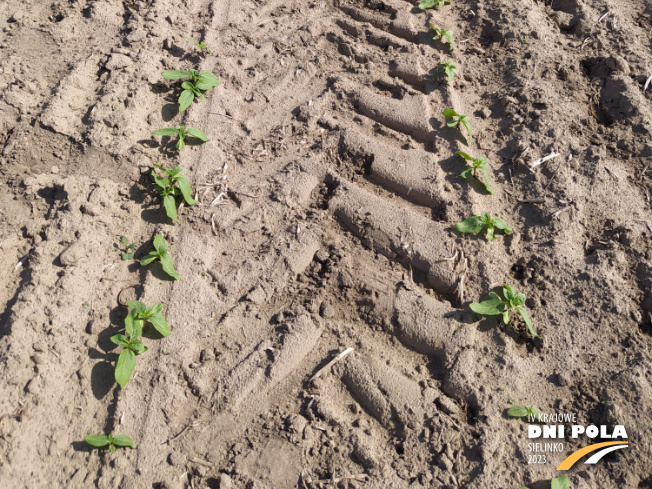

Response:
(1, 0), (651, 488)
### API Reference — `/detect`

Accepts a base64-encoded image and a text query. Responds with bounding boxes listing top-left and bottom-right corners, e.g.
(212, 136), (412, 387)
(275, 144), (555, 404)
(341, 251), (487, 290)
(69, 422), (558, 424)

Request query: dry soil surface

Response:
(1, 0), (652, 488)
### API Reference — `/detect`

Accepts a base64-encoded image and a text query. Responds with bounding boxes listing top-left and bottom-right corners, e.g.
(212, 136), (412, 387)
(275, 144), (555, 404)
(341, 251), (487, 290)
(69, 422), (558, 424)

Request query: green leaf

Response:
(485, 223), (495, 241)
(85, 435), (110, 447)
(176, 177), (196, 206)
(178, 89), (195, 113)
(153, 234), (165, 252)
(517, 305), (538, 338)
(115, 349), (136, 389)
(461, 119), (472, 143)
(196, 71), (221, 90)
(122, 252), (134, 260)
(150, 302), (164, 314)
(110, 334), (130, 348)
(470, 298), (504, 316)
(149, 312), (171, 337)
(132, 312), (145, 342)
(444, 30), (456, 50)
(127, 300), (146, 312)
(185, 127), (209, 141)
(492, 217), (511, 233)
(513, 293), (526, 306)
(112, 435), (135, 449)
(176, 137), (185, 151)
(162, 70), (192, 80)
(518, 487), (530, 489)
(418, 0), (437, 9)
(455, 216), (485, 234)
(529, 406), (543, 419)
(140, 253), (159, 266)
(502, 309), (510, 324)
(129, 339), (148, 355)
(164, 194), (178, 221)
(446, 120), (458, 128)
(507, 405), (528, 417)
(551, 476), (570, 489)
(480, 164), (493, 194)
(455, 151), (472, 161)
(460, 168), (472, 179)
(159, 254), (180, 280)
(124, 309), (135, 337)
(151, 128), (179, 136)
(443, 108), (458, 118)
(152, 173), (170, 190)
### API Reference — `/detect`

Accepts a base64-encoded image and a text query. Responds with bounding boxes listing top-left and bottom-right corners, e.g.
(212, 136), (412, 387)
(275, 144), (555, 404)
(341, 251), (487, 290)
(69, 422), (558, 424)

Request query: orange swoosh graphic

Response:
(557, 441), (628, 470)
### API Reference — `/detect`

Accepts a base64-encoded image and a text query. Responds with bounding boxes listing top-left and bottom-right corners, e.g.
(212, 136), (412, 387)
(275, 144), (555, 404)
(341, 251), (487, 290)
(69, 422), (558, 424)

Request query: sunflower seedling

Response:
(161, 69), (220, 112)
(443, 108), (472, 143)
(456, 151), (492, 193)
(85, 434), (135, 452)
(181, 35), (211, 54)
(140, 234), (180, 280)
(419, 0), (450, 9)
(508, 405), (543, 421)
(152, 163), (196, 221)
(455, 213), (511, 240)
(120, 236), (135, 260)
(111, 300), (170, 388)
(152, 124), (209, 151)
(110, 310), (147, 389)
(470, 285), (539, 338)
(429, 25), (455, 50)
(437, 59), (458, 82)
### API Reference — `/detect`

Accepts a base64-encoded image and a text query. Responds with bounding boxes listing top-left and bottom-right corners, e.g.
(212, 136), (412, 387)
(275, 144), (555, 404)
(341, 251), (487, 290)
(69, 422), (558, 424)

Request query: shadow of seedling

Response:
(89, 346), (119, 400)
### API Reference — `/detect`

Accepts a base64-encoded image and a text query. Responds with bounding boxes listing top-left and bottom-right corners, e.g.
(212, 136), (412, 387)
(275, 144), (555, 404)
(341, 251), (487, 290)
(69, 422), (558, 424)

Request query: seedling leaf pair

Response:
(455, 212), (511, 240)
(419, 0), (450, 9)
(151, 124), (209, 151)
(181, 35), (211, 54)
(120, 236), (135, 260)
(111, 300), (169, 388)
(456, 151), (492, 193)
(429, 25), (456, 50)
(85, 434), (135, 452)
(161, 69), (220, 112)
(519, 476), (570, 489)
(508, 405), (542, 420)
(443, 109), (472, 143)
(437, 59), (458, 82)
(470, 285), (538, 338)
(140, 234), (180, 280)
(152, 164), (195, 221)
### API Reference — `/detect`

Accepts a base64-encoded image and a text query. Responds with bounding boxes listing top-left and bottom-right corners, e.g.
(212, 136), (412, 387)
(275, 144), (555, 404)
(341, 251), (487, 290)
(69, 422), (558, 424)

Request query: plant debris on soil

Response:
(1, 0), (651, 488)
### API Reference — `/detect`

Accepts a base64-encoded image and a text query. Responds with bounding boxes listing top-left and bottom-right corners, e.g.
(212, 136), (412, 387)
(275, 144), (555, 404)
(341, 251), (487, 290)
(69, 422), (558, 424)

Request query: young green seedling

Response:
(551, 476), (571, 489)
(125, 300), (170, 338)
(456, 151), (492, 193)
(437, 59), (458, 82)
(508, 405), (543, 420)
(140, 234), (180, 280)
(151, 163), (196, 221)
(85, 434), (135, 452)
(419, 0), (450, 9)
(429, 25), (456, 50)
(181, 35), (211, 54)
(470, 285), (539, 338)
(443, 108), (472, 143)
(151, 124), (209, 151)
(455, 212), (511, 240)
(519, 476), (570, 489)
(120, 236), (135, 260)
(161, 69), (220, 112)
(110, 309), (148, 389)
